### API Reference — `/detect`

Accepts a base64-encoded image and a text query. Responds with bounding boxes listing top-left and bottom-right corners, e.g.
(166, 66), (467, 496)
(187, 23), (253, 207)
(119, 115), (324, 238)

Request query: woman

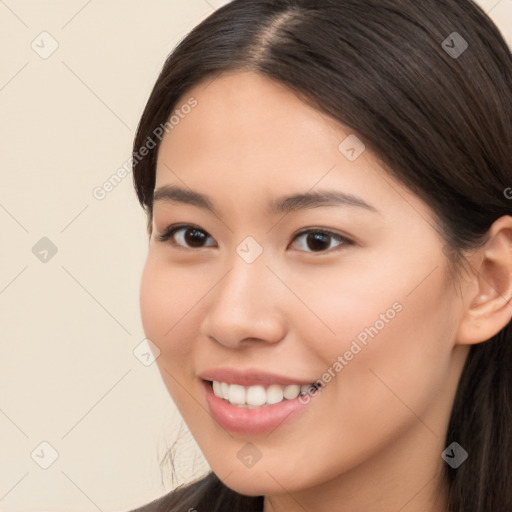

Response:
(129, 0), (512, 510)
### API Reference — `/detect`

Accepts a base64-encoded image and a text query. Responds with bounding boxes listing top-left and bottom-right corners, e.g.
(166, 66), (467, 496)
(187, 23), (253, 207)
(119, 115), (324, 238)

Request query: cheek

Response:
(291, 246), (453, 357)
(324, 267), (456, 432)
(288, 255), (457, 419)
(278, 260), (411, 366)
(139, 254), (206, 421)
(139, 254), (197, 362)
(140, 256), (169, 344)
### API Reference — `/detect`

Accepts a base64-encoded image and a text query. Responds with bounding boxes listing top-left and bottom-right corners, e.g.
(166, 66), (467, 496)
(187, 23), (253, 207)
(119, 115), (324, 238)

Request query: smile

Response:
(211, 381), (316, 408)
(202, 378), (320, 435)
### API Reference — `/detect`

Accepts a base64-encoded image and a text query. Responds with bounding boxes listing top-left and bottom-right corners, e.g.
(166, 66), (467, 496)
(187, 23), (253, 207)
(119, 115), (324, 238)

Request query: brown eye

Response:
(290, 229), (352, 253)
(156, 224), (216, 248)
(183, 228), (209, 247)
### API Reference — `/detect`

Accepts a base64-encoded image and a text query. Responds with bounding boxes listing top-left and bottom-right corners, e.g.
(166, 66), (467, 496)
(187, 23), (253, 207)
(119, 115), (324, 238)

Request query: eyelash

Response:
(155, 223), (353, 254)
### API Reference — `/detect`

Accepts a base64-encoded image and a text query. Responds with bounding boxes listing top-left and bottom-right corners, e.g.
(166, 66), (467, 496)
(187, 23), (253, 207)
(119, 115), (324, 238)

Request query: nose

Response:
(199, 256), (287, 349)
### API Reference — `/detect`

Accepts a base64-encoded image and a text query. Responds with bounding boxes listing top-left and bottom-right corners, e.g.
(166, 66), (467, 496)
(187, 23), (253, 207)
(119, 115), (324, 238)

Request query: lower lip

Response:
(202, 380), (314, 435)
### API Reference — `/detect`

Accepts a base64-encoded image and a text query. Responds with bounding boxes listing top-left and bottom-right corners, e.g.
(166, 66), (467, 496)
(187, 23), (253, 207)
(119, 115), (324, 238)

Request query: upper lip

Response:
(199, 367), (314, 387)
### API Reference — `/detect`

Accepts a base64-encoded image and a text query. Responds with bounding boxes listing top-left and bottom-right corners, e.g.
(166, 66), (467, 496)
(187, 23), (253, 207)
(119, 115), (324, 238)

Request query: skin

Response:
(139, 71), (512, 512)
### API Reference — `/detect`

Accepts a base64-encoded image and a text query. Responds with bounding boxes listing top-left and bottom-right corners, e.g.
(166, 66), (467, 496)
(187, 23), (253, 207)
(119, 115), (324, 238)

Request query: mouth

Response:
(209, 380), (318, 408)
(201, 379), (320, 435)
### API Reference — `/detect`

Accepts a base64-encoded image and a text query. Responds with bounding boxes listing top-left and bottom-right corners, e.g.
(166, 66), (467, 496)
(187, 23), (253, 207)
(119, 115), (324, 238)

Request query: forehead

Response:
(156, 71), (358, 183)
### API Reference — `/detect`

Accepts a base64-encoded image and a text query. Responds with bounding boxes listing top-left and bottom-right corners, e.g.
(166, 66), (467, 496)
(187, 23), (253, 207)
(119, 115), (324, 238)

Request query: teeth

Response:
(246, 385), (266, 406)
(267, 384), (284, 404)
(284, 384), (301, 399)
(220, 382), (229, 400)
(211, 381), (313, 407)
(300, 384), (311, 395)
(228, 384), (246, 405)
(212, 381), (222, 397)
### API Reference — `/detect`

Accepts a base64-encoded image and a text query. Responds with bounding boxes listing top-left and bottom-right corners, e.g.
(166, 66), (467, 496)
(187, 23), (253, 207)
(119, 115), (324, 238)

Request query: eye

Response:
(289, 229), (352, 253)
(156, 224), (217, 248)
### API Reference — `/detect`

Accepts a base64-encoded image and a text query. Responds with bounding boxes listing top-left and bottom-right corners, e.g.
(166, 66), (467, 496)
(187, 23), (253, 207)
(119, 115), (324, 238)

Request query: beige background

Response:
(0, 1), (510, 511)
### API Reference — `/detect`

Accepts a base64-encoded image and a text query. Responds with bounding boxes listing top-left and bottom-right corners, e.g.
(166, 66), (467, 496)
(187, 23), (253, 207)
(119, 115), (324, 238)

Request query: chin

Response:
(213, 461), (310, 497)
(218, 472), (285, 497)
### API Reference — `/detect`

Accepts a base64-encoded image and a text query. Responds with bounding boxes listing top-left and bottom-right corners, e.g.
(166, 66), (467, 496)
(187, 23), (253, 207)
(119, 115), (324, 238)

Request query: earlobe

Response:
(455, 215), (512, 346)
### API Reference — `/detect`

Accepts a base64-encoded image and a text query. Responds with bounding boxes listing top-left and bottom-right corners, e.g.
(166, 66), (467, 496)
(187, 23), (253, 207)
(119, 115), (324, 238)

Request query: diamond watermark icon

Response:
(31, 441), (59, 469)
(133, 338), (161, 366)
(31, 31), (59, 59)
(236, 236), (263, 264)
(442, 32), (468, 59)
(237, 443), (262, 468)
(339, 134), (366, 162)
(442, 442), (468, 469)
(32, 237), (58, 263)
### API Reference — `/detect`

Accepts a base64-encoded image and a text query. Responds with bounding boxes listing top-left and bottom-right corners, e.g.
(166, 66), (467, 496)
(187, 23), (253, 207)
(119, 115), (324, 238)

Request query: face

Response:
(140, 71), (468, 500)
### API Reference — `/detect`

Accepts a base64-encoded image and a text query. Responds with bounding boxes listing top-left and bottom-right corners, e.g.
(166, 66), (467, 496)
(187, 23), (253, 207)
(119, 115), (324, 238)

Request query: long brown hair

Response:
(130, 1), (512, 510)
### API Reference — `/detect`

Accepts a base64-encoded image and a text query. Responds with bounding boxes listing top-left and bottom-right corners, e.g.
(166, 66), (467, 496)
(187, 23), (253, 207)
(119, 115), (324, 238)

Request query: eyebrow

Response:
(152, 184), (379, 215)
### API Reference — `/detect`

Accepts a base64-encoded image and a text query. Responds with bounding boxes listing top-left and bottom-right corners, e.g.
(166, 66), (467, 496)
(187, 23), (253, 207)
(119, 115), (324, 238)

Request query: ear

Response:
(456, 215), (512, 345)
